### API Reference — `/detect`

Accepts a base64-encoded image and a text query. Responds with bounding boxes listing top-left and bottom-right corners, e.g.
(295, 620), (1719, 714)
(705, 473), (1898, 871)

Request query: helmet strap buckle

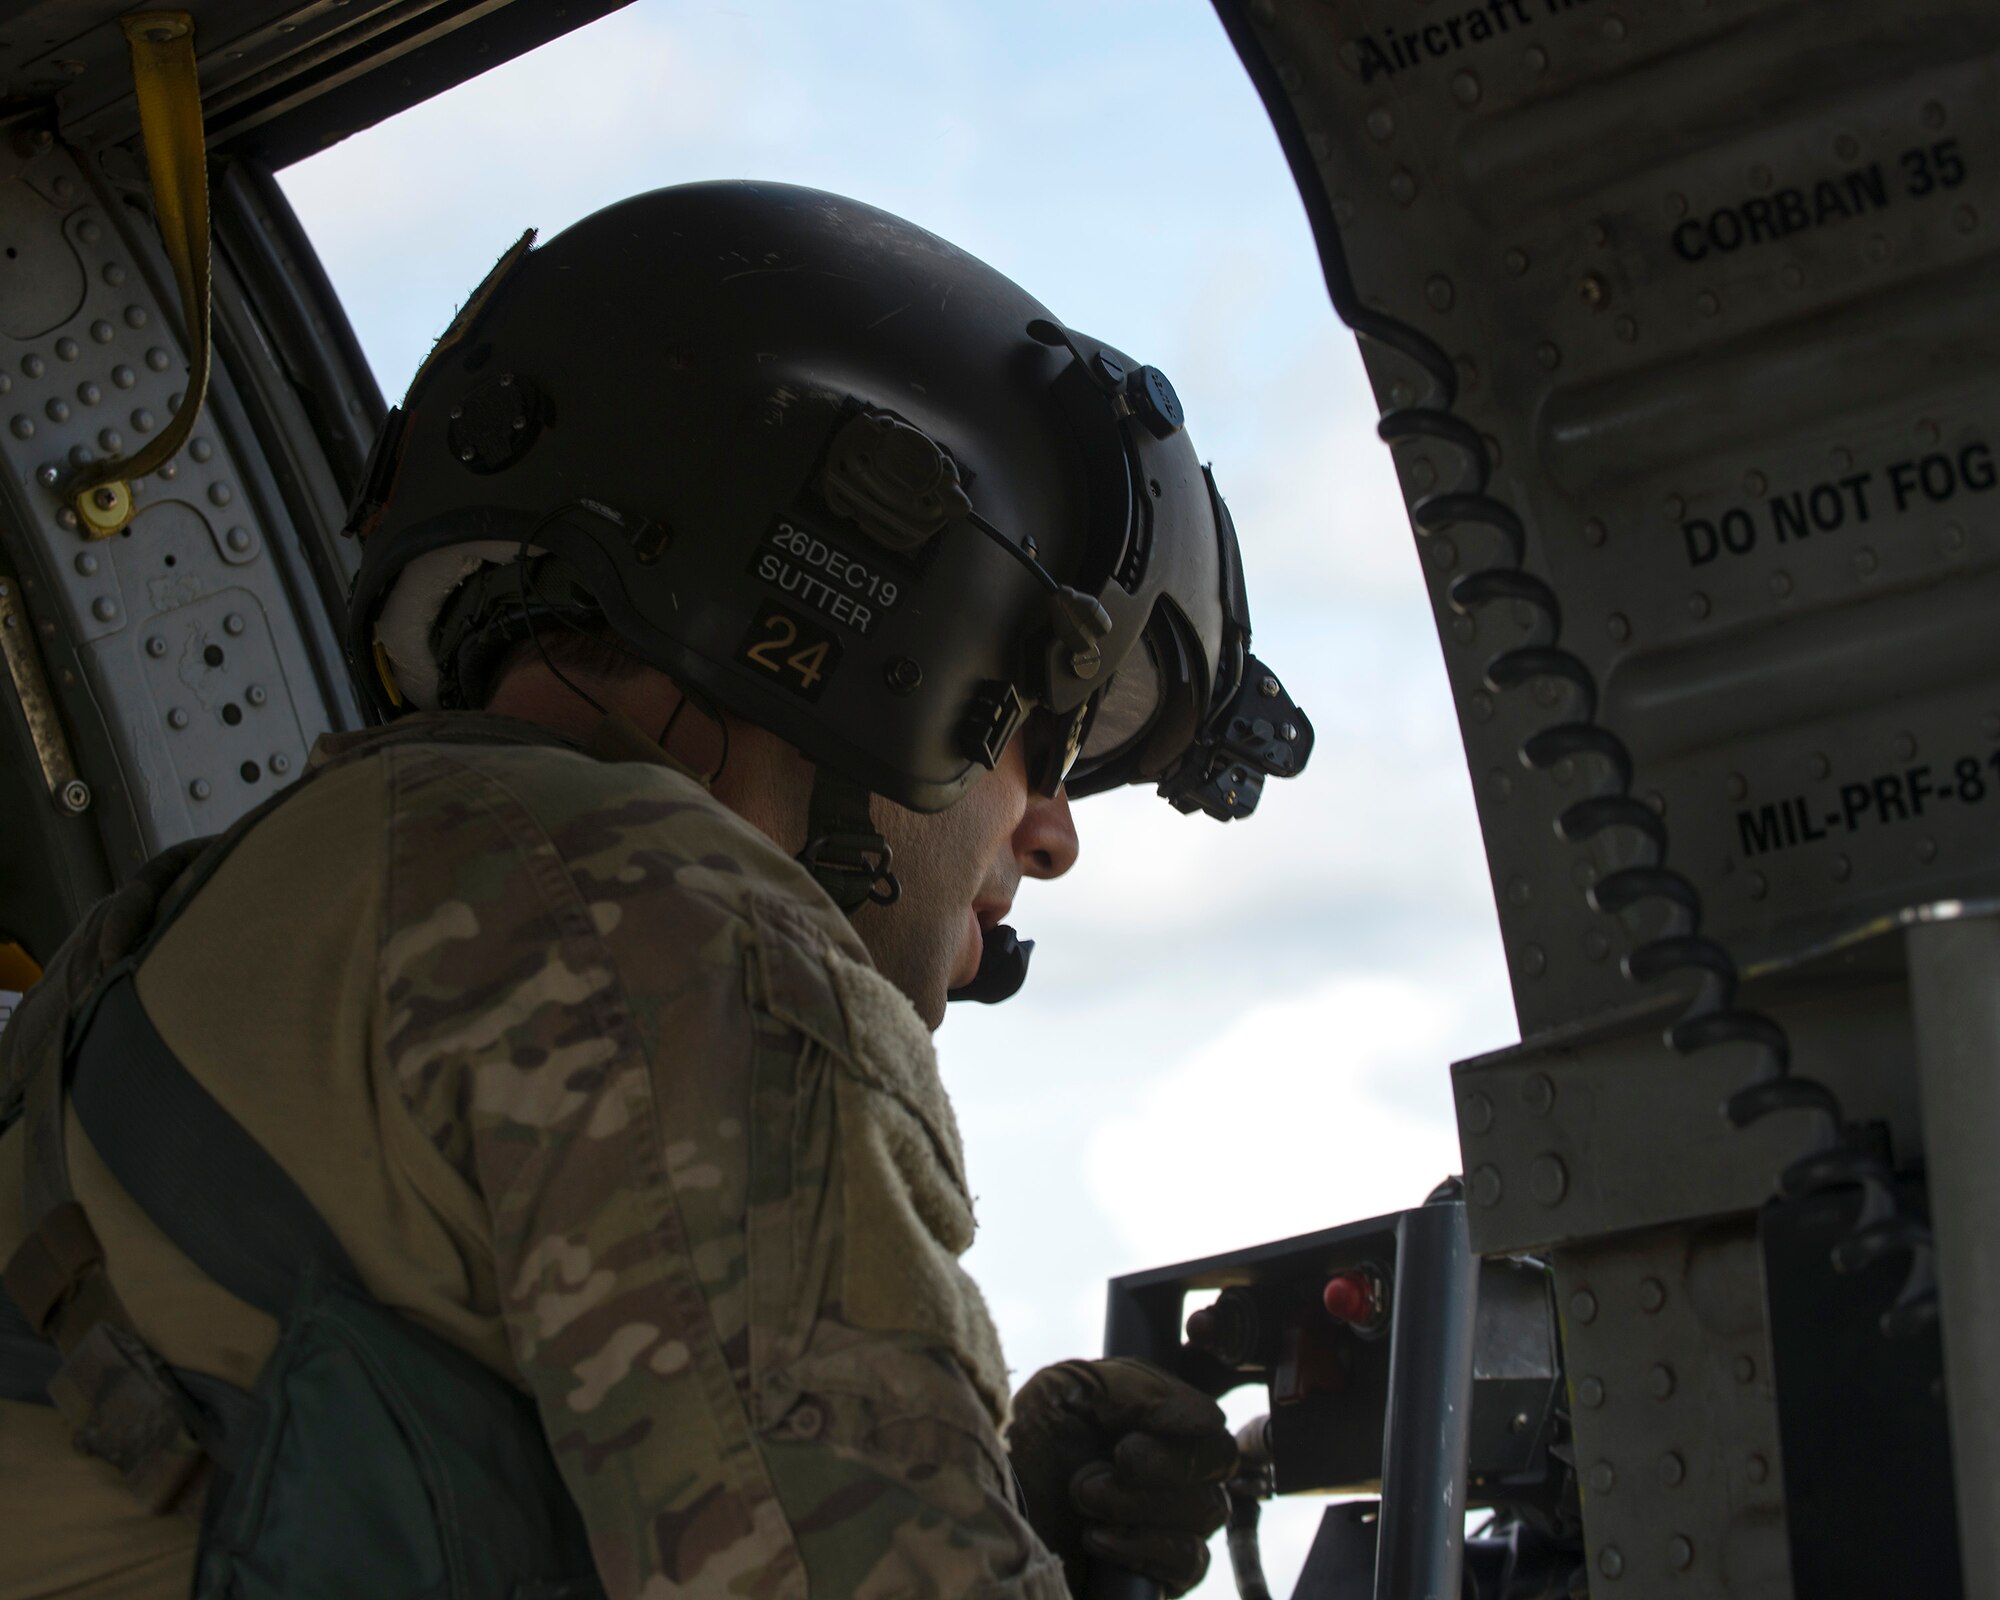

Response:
(796, 770), (900, 912)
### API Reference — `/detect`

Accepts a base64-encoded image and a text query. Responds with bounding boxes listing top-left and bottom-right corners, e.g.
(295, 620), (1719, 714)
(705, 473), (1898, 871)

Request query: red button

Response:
(1322, 1271), (1374, 1325)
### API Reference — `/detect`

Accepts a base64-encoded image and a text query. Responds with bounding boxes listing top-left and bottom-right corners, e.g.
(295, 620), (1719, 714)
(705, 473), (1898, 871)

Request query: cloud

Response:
(1085, 968), (1508, 1269)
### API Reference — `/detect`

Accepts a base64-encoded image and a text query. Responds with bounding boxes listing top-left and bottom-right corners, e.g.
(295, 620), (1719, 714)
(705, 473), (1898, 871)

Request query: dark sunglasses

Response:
(1019, 700), (1094, 797)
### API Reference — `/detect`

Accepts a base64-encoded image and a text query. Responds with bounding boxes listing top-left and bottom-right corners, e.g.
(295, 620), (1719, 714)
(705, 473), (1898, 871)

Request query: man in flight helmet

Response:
(0, 183), (1310, 1599)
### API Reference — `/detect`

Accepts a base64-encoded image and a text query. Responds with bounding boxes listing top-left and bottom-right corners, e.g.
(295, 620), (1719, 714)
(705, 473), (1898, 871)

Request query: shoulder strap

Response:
(0, 768), (351, 1508)
(70, 973), (363, 1319)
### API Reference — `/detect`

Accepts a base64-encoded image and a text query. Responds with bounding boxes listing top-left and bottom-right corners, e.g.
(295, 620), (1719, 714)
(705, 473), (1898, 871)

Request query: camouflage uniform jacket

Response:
(0, 712), (1067, 1600)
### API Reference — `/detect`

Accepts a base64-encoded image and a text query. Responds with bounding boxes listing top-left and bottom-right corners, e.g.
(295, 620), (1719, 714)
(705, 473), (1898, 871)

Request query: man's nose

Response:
(1015, 786), (1080, 880)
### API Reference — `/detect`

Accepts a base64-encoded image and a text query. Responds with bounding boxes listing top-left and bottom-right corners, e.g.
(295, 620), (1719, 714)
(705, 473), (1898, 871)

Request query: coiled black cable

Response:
(1376, 304), (1934, 1336)
(1388, 314), (1932, 1336)
(1207, 0), (1935, 1339)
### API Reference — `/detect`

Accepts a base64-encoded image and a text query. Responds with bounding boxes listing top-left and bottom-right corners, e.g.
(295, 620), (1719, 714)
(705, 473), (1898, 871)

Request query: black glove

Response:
(1007, 1357), (1235, 1598)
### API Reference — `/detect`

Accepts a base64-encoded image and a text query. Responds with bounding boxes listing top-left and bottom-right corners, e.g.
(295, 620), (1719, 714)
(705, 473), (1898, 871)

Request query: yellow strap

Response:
(71, 11), (210, 539)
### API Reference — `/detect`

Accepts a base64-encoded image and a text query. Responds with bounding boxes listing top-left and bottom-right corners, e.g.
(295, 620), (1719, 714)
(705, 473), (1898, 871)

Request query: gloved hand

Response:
(1007, 1357), (1235, 1598)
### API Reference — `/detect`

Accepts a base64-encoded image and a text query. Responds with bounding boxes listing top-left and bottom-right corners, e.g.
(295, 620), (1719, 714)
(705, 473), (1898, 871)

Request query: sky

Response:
(280, 3), (1518, 1590)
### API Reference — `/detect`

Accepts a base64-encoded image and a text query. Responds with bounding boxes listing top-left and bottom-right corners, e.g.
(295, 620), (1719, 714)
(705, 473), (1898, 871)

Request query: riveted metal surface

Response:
(0, 137), (356, 874)
(1553, 1225), (1793, 1600)
(1453, 934), (1925, 1255)
(1241, 0), (2000, 1036)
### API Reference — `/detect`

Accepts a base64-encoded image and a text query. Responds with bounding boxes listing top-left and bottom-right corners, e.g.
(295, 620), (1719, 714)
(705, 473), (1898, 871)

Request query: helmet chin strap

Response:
(792, 769), (1034, 1004)
(795, 769), (900, 913)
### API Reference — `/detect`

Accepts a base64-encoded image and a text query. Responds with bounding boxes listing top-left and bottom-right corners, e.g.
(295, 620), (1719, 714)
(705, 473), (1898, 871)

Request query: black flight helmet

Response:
(345, 182), (1312, 994)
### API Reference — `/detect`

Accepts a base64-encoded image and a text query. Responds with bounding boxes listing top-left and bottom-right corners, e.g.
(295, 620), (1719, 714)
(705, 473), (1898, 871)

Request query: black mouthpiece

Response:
(948, 924), (1034, 1004)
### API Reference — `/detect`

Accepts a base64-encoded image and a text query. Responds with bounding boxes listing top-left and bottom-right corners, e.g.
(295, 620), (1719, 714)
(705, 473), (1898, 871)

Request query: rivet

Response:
(1388, 169), (1418, 205)
(190, 437), (213, 463)
(168, 707), (189, 729)
(146, 635), (166, 657)
(208, 483), (233, 508)
(1854, 545), (1879, 576)
(1424, 274), (1454, 311)
(45, 398), (69, 422)
(1461, 1092), (1494, 1135)
(1696, 289), (1721, 316)
(1523, 45), (1547, 71)
(1639, 1277), (1666, 1312)
(1614, 314), (1638, 342)
(1506, 876), (1531, 907)
(226, 526), (253, 553)
(1650, 1363), (1677, 1399)
(1471, 692), (1493, 721)
(1451, 70), (1481, 106)
(70, 445), (95, 467)
(1365, 107), (1394, 141)
(1451, 614), (1476, 644)
(1578, 274), (1609, 309)
(246, 684), (267, 706)
(104, 263), (127, 287)
(1583, 930), (1610, 962)
(1428, 537), (1457, 568)
(190, 778), (211, 800)
(1918, 836), (1938, 864)
(1505, 247), (1529, 275)
(1606, 612), (1629, 642)
(1688, 592), (1711, 620)
(1660, 1451), (1686, 1487)
(22, 354), (45, 378)
(1522, 1073), (1556, 1115)
(1570, 1290), (1598, 1324)
(91, 597), (117, 622)
(1667, 1535), (1694, 1571)
(1588, 1460), (1615, 1494)
(9, 415), (32, 440)
(1530, 1154), (1567, 1205)
(1583, 519), (1606, 546)
(1831, 855), (1852, 883)
(98, 428), (121, 452)
(1520, 944), (1546, 978)
(1748, 872), (1767, 900)
(1487, 767), (1511, 799)
(1746, 1453), (1769, 1484)
(1280, 722), (1299, 741)
(124, 305), (149, 329)
(1536, 342), (1560, 370)
(57, 508), (78, 529)
(1577, 1376), (1605, 1408)
(1781, 263), (1805, 289)
(224, 613), (245, 636)
(1598, 1546), (1624, 1579)
(133, 408), (156, 432)
(55, 337), (79, 361)
(146, 348), (171, 371)
(271, 753), (290, 775)
(1735, 1354), (1757, 1384)
(1601, 15), (1626, 39)
(74, 552), (98, 576)
(1470, 1164), (1503, 1208)
(1260, 675), (1281, 698)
